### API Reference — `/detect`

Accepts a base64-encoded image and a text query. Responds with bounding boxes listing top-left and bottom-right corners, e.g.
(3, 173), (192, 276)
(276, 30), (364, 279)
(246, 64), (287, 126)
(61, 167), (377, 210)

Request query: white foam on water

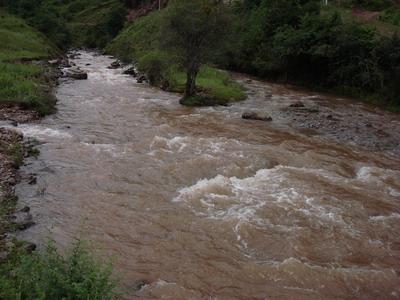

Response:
(148, 135), (247, 158)
(81, 142), (127, 158)
(356, 166), (400, 197)
(173, 166), (349, 230)
(389, 187), (400, 197)
(369, 213), (400, 222)
(356, 166), (400, 182)
(17, 125), (73, 141)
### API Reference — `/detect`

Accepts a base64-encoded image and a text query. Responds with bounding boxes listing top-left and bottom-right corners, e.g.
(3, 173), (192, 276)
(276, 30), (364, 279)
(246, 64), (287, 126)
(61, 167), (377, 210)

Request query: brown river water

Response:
(15, 52), (400, 299)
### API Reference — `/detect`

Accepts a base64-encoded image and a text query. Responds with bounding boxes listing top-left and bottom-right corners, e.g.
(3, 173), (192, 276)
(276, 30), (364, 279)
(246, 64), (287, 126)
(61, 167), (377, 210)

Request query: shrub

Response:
(137, 50), (170, 85)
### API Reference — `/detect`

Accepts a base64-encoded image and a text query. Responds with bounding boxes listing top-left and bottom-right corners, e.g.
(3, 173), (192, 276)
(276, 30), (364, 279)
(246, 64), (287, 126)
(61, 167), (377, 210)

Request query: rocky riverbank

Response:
(0, 56), (71, 260)
(0, 128), (38, 260)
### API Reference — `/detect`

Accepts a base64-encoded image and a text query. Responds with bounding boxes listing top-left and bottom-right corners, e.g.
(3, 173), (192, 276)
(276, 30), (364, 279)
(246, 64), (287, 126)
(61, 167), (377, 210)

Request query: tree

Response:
(162, 0), (232, 97)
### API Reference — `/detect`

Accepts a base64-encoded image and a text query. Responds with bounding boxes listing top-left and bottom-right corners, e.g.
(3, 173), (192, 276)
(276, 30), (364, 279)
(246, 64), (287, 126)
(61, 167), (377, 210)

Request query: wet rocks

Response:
(242, 111), (272, 122)
(64, 67), (88, 80)
(11, 207), (35, 230)
(61, 59), (72, 68)
(289, 101), (305, 108)
(137, 74), (147, 83)
(123, 67), (137, 77)
(23, 241), (37, 253)
(265, 93), (272, 99)
(68, 52), (81, 60)
(108, 61), (121, 69)
(0, 104), (40, 124)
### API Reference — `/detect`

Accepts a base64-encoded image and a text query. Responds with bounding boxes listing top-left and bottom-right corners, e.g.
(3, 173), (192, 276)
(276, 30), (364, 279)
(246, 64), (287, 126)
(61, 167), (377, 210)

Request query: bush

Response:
(0, 239), (117, 300)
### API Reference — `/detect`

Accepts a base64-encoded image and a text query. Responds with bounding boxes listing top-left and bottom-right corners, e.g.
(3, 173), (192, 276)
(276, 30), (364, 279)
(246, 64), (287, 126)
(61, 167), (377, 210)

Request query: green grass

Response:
(169, 66), (245, 104)
(0, 10), (56, 115)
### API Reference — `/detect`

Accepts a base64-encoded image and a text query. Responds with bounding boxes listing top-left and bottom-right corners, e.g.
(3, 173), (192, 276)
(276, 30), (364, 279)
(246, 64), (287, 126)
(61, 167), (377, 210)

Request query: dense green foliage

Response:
(222, 0), (400, 108)
(0, 240), (117, 300)
(107, 8), (245, 104)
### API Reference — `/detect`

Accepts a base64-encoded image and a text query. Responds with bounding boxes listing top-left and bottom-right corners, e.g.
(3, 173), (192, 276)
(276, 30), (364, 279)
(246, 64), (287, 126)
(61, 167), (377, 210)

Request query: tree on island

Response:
(162, 0), (232, 102)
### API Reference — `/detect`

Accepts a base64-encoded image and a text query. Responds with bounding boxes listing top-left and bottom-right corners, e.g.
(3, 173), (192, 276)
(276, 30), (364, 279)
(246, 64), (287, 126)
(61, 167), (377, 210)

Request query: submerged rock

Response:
(242, 111), (273, 121)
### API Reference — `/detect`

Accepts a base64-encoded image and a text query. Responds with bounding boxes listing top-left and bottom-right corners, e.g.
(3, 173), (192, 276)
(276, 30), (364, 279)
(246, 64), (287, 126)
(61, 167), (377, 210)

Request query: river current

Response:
(15, 52), (400, 299)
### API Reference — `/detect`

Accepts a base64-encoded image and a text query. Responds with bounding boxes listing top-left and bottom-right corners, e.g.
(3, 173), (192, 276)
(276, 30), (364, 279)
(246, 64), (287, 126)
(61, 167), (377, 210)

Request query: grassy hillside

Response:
(0, 11), (55, 61)
(0, 11), (58, 115)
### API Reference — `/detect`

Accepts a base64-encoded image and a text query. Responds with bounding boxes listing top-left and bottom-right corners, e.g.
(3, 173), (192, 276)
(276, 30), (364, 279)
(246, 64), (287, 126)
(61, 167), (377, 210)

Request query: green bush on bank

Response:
(0, 239), (117, 300)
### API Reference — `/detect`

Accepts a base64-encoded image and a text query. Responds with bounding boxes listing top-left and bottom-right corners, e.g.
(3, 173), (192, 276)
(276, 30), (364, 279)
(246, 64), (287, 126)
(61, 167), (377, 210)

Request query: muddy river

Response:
(16, 51), (400, 299)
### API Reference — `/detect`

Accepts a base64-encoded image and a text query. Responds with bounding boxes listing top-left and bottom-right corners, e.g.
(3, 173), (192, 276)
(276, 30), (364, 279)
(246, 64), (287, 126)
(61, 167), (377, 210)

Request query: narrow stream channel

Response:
(16, 51), (400, 299)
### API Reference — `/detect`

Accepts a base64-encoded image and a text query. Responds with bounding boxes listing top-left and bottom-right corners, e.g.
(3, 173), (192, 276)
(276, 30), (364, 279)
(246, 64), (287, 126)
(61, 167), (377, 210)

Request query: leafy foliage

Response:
(223, 0), (400, 108)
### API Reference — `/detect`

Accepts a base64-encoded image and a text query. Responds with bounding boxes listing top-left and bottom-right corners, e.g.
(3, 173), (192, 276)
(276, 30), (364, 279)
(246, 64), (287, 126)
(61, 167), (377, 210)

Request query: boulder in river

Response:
(242, 111), (272, 121)
(64, 68), (88, 80)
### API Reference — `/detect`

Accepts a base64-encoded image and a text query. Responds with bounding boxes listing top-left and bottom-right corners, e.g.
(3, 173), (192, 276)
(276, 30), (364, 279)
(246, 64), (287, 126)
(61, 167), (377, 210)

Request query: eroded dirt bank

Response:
(14, 51), (400, 299)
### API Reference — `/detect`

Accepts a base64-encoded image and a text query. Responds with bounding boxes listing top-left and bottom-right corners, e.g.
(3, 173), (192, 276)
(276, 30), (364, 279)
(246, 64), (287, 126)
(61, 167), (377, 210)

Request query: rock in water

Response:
(64, 68), (88, 80)
(123, 67), (137, 77)
(242, 111), (272, 121)
(108, 61), (121, 69)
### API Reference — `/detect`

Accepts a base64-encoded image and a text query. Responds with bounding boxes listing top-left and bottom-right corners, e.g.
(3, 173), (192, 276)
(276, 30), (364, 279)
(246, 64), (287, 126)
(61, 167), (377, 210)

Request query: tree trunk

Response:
(185, 68), (198, 97)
